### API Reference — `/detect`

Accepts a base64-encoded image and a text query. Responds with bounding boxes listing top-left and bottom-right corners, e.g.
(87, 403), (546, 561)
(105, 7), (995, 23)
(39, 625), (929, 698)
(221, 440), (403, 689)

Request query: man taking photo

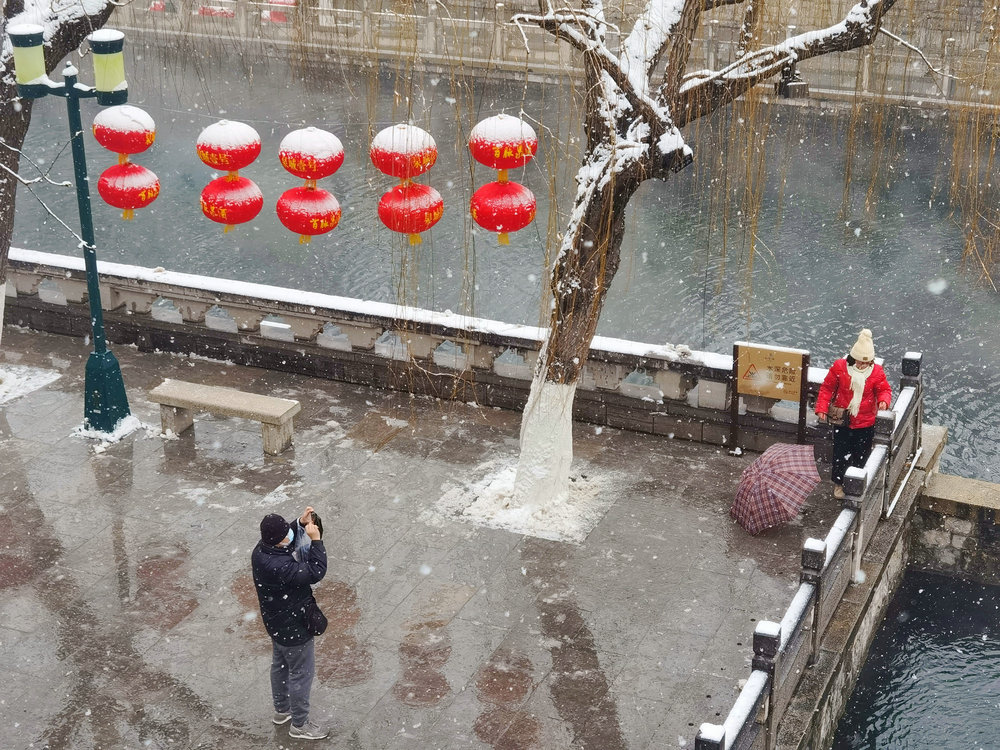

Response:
(251, 506), (328, 740)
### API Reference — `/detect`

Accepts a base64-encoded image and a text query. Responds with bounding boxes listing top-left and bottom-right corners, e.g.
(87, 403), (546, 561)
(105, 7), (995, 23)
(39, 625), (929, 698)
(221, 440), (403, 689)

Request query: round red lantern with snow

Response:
(370, 124), (437, 182)
(276, 186), (341, 244)
(470, 181), (536, 245)
(279, 127), (344, 182)
(378, 183), (443, 245)
(468, 114), (537, 177)
(200, 176), (263, 232)
(92, 105), (156, 160)
(196, 120), (262, 173)
(97, 163), (160, 220)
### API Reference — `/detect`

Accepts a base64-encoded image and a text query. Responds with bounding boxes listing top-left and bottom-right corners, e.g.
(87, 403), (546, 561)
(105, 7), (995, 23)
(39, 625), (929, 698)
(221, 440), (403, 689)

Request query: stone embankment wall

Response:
(911, 474), (1000, 584)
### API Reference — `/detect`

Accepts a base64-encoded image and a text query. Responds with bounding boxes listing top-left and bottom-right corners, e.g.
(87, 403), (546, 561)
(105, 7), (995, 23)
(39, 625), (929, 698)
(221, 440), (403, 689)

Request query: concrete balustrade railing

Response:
(7, 247), (842, 454)
(695, 360), (925, 749)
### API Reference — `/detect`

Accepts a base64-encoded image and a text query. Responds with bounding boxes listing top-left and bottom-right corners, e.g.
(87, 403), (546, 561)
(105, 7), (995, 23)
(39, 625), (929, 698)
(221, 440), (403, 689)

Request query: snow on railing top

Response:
(893, 387), (915, 430)
(779, 581), (815, 650)
(823, 508), (856, 567)
(10, 247), (732, 369)
(722, 669), (769, 747)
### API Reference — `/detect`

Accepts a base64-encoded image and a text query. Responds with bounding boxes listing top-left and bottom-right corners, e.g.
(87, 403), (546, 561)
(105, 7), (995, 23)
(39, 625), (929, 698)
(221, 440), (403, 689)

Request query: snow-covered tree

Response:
(510, 0), (902, 509)
(1, 1), (115, 340)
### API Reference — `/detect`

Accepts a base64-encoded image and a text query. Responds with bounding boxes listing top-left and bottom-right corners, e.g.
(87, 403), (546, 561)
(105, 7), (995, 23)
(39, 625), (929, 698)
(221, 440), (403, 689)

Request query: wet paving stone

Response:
(0, 327), (844, 749)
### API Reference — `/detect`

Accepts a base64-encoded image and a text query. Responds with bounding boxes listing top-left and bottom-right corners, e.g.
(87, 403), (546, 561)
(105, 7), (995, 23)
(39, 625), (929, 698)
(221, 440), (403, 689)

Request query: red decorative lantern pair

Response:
(197, 120), (263, 233)
(371, 124), (443, 245)
(469, 114), (537, 245)
(93, 105), (160, 220)
(276, 127), (343, 244)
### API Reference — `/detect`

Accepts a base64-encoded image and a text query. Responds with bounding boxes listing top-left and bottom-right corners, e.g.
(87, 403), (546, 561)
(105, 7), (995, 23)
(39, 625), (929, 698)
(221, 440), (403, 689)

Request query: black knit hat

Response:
(260, 513), (290, 546)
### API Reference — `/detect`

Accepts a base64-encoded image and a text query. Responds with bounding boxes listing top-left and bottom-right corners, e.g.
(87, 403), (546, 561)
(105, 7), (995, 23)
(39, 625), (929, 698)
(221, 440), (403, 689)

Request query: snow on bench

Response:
(149, 379), (301, 455)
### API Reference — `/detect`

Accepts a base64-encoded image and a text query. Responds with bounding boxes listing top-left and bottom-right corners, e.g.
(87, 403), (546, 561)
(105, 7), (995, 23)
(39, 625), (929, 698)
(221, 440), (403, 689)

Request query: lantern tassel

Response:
(498, 232), (510, 245)
(497, 169), (508, 184)
(118, 153), (129, 166)
(226, 170), (240, 183)
(408, 233), (422, 246)
(223, 224), (234, 234)
(299, 234), (311, 244)
(122, 209), (135, 221)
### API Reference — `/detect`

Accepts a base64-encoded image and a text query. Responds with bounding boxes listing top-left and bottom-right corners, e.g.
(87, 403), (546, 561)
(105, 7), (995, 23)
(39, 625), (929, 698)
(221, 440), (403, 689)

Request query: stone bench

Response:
(149, 379), (301, 455)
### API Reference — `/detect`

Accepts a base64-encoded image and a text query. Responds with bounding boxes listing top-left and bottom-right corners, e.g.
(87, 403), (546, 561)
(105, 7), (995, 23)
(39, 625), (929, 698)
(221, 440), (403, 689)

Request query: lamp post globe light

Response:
(8, 24), (132, 434)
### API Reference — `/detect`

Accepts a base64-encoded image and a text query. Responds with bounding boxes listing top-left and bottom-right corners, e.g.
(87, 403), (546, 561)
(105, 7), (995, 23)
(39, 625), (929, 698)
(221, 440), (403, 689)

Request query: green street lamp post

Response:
(9, 25), (132, 433)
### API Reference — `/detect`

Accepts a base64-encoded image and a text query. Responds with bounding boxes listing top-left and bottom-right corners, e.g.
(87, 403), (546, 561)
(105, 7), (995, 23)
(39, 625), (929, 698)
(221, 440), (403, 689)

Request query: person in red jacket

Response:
(815, 329), (892, 499)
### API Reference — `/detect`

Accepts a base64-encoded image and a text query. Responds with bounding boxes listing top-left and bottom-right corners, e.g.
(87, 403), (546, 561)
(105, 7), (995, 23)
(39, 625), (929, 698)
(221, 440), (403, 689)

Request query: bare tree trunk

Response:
(513, 165), (641, 508)
(0, 95), (32, 347)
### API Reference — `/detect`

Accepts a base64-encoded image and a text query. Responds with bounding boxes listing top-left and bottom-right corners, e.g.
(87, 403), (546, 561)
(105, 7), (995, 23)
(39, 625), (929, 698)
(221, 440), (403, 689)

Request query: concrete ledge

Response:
(922, 473), (1000, 511)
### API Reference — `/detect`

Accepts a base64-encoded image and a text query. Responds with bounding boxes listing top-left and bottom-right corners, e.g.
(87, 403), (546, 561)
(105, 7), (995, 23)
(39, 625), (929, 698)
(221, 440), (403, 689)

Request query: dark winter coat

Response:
(251, 521), (327, 646)
(816, 358), (892, 429)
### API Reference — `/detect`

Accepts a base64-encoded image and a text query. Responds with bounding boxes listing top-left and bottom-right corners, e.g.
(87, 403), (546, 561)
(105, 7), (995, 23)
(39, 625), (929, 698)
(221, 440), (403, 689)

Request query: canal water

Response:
(11, 43), (1000, 744)
(833, 570), (1000, 749)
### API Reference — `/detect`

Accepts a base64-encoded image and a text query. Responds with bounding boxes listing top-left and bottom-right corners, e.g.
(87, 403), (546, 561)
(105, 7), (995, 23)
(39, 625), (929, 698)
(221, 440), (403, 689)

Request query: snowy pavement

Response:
(0, 327), (841, 749)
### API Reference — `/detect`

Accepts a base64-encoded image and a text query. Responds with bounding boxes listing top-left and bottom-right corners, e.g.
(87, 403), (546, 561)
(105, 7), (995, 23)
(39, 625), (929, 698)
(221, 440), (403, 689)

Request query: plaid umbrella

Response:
(730, 443), (821, 535)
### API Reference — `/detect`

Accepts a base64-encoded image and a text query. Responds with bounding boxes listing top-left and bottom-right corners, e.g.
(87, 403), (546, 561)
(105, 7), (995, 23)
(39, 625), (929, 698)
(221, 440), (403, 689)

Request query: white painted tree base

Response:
(512, 377), (577, 510)
(0, 289), (5, 348)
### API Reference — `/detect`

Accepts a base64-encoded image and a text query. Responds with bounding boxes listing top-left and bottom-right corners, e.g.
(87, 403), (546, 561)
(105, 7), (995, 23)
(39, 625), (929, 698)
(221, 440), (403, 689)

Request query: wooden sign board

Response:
(730, 342), (811, 447)
(734, 342), (808, 402)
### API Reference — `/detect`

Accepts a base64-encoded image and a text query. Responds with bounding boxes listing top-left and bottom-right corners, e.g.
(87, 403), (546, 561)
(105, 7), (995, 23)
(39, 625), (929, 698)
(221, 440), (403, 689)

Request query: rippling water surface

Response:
(12, 44), (999, 480)
(833, 571), (1000, 749)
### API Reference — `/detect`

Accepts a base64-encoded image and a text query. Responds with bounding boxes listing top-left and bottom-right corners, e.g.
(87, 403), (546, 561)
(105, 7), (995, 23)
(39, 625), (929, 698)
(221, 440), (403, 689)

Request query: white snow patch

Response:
(382, 416), (410, 429)
(926, 278), (948, 295)
(422, 458), (626, 544)
(0, 364), (61, 403)
(73, 414), (149, 445)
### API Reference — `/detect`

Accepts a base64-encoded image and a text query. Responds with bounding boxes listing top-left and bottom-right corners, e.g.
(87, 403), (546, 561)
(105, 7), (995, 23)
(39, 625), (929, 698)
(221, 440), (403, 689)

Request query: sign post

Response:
(730, 342), (810, 449)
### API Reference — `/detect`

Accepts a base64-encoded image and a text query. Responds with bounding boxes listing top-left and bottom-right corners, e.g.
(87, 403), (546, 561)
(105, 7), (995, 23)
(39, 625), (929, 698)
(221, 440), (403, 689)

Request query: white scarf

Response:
(847, 363), (873, 416)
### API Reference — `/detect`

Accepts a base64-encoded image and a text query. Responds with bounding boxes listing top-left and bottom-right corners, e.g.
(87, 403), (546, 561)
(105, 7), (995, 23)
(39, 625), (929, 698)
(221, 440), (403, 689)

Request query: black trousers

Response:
(832, 424), (875, 484)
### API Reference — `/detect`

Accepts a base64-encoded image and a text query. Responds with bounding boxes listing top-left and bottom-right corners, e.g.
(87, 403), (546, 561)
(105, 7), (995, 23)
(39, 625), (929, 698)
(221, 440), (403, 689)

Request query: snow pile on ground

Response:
(74, 414), (154, 449)
(0, 364), (61, 404)
(425, 458), (625, 543)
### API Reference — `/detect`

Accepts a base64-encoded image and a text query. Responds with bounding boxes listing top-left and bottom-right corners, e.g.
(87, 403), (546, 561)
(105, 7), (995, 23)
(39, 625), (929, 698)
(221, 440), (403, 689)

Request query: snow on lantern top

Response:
(469, 114), (537, 172)
(370, 124), (437, 181)
(92, 105), (156, 155)
(196, 120), (262, 172)
(279, 127), (345, 181)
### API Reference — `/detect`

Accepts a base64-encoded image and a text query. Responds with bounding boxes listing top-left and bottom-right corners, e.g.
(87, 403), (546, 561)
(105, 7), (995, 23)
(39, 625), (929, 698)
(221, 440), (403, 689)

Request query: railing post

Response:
(695, 724), (725, 750)
(802, 538), (825, 666)
(901, 351), (923, 457)
(753, 621), (781, 749)
(843, 466), (866, 578)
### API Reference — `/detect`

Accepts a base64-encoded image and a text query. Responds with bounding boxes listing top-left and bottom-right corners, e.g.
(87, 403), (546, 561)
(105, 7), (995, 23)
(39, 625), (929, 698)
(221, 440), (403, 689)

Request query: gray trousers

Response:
(270, 638), (315, 727)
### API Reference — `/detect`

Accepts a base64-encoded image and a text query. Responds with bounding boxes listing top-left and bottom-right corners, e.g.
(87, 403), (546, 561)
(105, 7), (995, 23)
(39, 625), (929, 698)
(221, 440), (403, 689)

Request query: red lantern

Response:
(370, 124), (437, 183)
(200, 176), (264, 233)
(279, 127), (344, 184)
(93, 105), (156, 164)
(97, 163), (160, 221)
(378, 183), (443, 245)
(470, 181), (536, 245)
(276, 186), (341, 244)
(196, 120), (262, 174)
(469, 114), (537, 182)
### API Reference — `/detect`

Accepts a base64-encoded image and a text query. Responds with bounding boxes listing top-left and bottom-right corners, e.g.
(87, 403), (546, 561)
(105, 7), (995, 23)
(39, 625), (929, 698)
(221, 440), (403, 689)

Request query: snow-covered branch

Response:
(879, 27), (962, 83)
(673, 0), (899, 126)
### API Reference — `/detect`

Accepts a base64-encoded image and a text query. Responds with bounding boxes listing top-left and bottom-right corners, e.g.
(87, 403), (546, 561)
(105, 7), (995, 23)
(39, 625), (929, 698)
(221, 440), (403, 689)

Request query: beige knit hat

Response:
(850, 328), (875, 362)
